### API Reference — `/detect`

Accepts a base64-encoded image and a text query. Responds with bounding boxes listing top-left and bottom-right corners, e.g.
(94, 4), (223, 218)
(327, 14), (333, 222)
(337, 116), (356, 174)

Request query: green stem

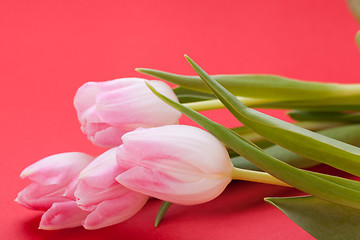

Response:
(155, 201), (172, 227)
(231, 167), (291, 187)
(184, 94), (360, 111)
(356, 30), (360, 49)
(184, 97), (279, 111)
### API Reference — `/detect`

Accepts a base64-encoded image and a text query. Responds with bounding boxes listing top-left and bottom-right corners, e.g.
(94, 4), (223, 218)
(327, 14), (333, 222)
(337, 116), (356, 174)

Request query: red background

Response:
(1, 0), (360, 239)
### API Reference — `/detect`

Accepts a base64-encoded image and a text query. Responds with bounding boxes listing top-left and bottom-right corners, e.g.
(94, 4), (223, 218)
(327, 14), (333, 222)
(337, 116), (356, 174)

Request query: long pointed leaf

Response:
(232, 124), (360, 170)
(146, 82), (360, 210)
(137, 68), (360, 101)
(347, 0), (360, 23)
(258, 96), (360, 111)
(265, 196), (360, 240)
(288, 111), (360, 122)
(173, 87), (215, 103)
(184, 55), (360, 177)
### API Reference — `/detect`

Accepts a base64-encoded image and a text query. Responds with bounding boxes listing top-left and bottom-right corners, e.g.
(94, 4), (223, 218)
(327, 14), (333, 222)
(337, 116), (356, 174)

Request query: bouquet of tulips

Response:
(16, 3), (360, 239)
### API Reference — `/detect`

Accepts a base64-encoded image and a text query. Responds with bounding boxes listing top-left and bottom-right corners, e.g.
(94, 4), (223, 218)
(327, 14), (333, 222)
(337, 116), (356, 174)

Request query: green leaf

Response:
(173, 87), (215, 103)
(356, 30), (360, 49)
(258, 96), (360, 111)
(288, 111), (360, 122)
(232, 124), (360, 171)
(230, 121), (348, 153)
(183, 97), (360, 111)
(137, 68), (360, 101)
(265, 196), (360, 240)
(184, 55), (360, 177)
(231, 126), (273, 149)
(146, 81), (360, 210)
(155, 201), (172, 227)
(347, 0), (360, 23)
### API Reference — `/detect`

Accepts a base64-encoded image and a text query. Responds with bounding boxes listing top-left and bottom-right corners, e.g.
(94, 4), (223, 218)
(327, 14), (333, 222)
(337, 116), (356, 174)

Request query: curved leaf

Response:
(266, 196), (360, 240)
(137, 68), (360, 101)
(288, 111), (360, 122)
(258, 96), (360, 111)
(232, 124), (360, 170)
(347, 0), (360, 23)
(173, 87), (215, 103)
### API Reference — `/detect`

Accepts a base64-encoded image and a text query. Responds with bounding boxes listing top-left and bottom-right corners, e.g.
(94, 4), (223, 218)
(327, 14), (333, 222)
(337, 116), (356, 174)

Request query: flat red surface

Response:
(1, 1), (360, 239)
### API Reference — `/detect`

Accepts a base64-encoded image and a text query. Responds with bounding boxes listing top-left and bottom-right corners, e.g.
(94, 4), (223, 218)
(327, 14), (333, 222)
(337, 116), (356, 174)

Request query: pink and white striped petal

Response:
(83, 191), (148, 230)
(39, 201), (89, 230)
(20, 152), (94, 185)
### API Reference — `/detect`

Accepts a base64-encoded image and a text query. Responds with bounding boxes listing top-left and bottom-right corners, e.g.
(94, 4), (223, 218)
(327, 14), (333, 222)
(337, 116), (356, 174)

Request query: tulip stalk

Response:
(183, 96), (280, 111)
(184, 96), (360, 111)
(231, 167), (290, 187)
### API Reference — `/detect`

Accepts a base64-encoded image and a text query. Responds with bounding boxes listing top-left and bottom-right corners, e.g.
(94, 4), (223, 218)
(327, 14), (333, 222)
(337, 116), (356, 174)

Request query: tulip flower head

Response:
(74, 148), (149, 230)
(115, 125), (233, 205)
(16, 152), (94, 210)
(74, 78), (181, 148)
(16, 152), (94, 230)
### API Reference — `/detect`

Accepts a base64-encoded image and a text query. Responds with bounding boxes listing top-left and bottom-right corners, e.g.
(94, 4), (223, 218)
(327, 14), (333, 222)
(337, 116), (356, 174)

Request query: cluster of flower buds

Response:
(16, 78), (234, 229)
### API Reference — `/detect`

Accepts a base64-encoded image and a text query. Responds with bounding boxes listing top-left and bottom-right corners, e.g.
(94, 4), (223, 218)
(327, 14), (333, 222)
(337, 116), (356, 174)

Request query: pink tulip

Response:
(16, 152), (94, 230)
(74, 78), (181, 148)
(74, 148), (148, 230)
(115, 125), (233, 205)
(16, 152), (94, 210)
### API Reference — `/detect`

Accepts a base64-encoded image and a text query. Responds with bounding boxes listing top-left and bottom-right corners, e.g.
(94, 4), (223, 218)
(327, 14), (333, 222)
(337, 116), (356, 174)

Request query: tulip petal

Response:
(83, 191), (148, 230)
(74, 78), (151, 119)
(74, 82), (101, 119)
(117, 145), (206, 182)
(91, 126), (127, 148)
(75, 181), (129, 212)
(96, 80), (180, 127)
(79, 148), (120, 189)
(15, 182), (69, 210)
(20, 152), (94, 185)
(39, 201), (89, 230)
(119, 125), (233, 174)
(116, 166), (231, 205)
(75, 148), (132, 212)
(79, 106), (105, 132)
(63, 177), (79, 200)
(78, 108), (126, 147)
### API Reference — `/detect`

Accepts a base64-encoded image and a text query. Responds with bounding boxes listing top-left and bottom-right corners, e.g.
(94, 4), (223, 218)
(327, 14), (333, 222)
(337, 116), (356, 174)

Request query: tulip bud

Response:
(16, 152), (94, 230)
(74, 78), (181, 148)
(74, 148), (148, 229)
(16, 152), (94, 210)
(115, 125), (233, 205)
